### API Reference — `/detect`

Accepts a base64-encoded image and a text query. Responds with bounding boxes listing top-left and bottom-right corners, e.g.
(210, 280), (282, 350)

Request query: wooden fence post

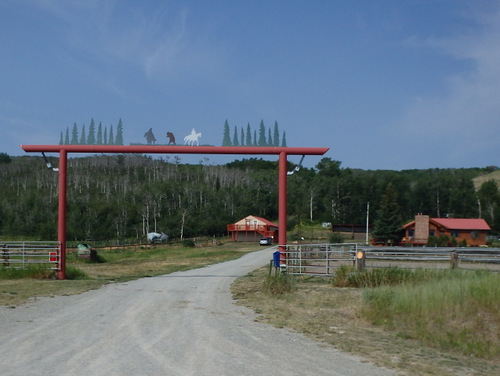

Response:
(356, 250), (366, 272)
(450, 251), (459, 269)
(2, 245), (8, 267)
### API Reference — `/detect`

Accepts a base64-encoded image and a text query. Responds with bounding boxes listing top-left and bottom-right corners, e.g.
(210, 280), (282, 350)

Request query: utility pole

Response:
(365, 202), (370, 245)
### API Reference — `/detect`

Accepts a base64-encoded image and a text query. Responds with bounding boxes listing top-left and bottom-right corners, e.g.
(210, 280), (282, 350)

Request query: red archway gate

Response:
(21, 145), (329, 279)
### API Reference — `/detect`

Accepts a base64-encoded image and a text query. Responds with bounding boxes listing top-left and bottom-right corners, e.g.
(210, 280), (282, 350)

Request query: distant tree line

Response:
(222, 120), (286, 147)
(0, 154), (498, 243)
(59, 118), (124, 145)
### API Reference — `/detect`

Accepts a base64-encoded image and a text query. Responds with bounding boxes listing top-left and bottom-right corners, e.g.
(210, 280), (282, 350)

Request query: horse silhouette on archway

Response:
(144, 128), (156, 145)
(184, 129), (202, 146)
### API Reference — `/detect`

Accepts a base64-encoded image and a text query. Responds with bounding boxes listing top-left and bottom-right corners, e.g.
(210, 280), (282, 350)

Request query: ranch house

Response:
(227, 215), (278, 243)
(401, 214), (491, 246)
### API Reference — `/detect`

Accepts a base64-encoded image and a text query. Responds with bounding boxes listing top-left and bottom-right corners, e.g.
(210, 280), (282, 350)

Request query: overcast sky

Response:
(1, 0), (499, 170)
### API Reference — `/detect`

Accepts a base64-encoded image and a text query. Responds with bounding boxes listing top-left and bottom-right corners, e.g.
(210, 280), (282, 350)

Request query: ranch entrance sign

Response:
(21, 145), (329, 279)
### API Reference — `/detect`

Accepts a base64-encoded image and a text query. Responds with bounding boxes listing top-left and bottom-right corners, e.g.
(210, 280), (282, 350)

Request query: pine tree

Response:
(246, 123), (252, 146)
(97, 122), (103, 144)
(103, 126), (108, 145)
(267, 128), (273, 146)
(108, 125), (114, 145)
(240, 127), (245, 146)
(281, 131), (287, 147)
(115, 119), (124, 145)
(71, 123), (78, 144)
(258, 120), (267, 146)
(232, 126), (239, 146)
(253, 130), (257, 146)
(372, 183), (403, 245)
(65, 126), (70, 144)
(87, 118), (96, 145)
(273, 121), (280, 146)
(80, 124), (86, 145)
(222, 119), (231, 146)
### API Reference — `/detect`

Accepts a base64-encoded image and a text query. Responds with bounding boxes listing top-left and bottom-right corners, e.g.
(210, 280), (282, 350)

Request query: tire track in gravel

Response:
(0, 249), (395, 376)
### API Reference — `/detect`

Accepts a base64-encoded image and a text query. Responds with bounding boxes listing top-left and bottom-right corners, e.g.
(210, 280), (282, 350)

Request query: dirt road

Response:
(0, 249), (394, 376)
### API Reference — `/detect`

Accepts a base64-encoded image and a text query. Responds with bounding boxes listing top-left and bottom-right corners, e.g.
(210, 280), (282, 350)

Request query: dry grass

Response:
(0, 242), (253, 306)
(472, 170), (500, 190)
(231, 267), (500, 376)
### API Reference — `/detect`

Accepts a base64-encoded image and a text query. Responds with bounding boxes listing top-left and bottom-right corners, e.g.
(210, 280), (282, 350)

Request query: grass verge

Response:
(0, 242), (254, 306)
(231, 267), (500, 375)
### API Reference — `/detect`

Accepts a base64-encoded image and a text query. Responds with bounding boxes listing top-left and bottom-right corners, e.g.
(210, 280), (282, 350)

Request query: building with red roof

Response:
(227, 215), (278, 243)
(401, 214), (491, 246)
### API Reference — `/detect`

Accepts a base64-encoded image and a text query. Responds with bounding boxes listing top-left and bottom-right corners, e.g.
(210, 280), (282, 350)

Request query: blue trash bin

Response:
(273, 251), (281, 268)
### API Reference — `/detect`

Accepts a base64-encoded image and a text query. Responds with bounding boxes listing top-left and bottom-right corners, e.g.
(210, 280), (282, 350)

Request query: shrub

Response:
(262, 273), (296, 295)
(329, 233), (344, 243)
(64, 266), (88, 280)
(182, 239), (196, 248)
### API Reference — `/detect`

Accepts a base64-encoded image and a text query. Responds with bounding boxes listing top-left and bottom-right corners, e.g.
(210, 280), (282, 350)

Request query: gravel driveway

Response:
(0, 249), (394, 376)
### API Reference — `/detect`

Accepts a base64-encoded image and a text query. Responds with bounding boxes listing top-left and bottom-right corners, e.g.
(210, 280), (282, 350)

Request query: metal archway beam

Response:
(21, 145), (328, 155)
(21, 145), (329, 279)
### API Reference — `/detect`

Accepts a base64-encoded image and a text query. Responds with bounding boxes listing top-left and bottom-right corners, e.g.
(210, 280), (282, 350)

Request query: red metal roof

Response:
(430, 218), (491, 231)
(403, 217), (491, 231)
(248, 215), (279, 228)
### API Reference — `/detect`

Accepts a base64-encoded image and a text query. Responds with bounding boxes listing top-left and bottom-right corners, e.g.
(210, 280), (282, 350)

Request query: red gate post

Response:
(21, 144), (329, 280)
(58, 149), (67, 280)
(278, 151), (287, 265)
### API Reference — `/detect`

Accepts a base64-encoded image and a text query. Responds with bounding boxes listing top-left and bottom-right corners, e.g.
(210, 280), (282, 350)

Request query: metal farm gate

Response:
(281, 243), (357, 276)
(1, 241), (61, 271)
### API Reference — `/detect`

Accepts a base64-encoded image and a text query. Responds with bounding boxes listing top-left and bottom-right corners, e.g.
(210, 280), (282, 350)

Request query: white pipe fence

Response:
(1, 241), (61, 270)
(279, 244), (500, 276)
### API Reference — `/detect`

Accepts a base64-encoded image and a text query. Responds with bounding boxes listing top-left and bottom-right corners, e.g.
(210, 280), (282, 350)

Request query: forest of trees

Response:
(0, 153), (498, 243)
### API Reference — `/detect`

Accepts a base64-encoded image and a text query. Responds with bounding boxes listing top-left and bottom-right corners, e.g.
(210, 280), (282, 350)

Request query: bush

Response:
(64, 266), (88, 280)
(329, 233), (344, 243)
(427, 235), (451, 247)
(182, 239), (196, 248)
(0, 152), (12, 164)
(262, 273), (296, 295)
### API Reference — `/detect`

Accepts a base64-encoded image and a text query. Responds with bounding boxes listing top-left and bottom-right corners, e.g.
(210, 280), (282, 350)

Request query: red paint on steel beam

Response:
(58, 150), (67, 280)
(278, 151), (287, 262)
(21, 144), (329, 280)
(21, 145), (329, 156)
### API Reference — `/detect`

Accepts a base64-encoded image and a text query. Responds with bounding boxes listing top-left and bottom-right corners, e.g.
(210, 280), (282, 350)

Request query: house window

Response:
(471, 231), (479, 239)
(451, 230), (459, 238)
(429, 230), (435, 236)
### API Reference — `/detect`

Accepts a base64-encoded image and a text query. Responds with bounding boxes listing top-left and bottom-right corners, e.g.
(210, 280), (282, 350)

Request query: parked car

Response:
(259, 237), (273, 246)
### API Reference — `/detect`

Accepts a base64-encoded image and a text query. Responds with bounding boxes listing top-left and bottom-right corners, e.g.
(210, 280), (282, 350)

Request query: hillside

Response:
(473, 169), (500, 190)
(0, 154), (498, 242)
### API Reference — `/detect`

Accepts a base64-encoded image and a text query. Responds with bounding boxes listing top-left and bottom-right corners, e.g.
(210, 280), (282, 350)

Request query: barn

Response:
(227, 215), (278, 243)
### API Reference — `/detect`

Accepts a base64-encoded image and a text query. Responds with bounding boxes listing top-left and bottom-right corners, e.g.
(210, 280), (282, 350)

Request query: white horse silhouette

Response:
(184, 128), (202, 146)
